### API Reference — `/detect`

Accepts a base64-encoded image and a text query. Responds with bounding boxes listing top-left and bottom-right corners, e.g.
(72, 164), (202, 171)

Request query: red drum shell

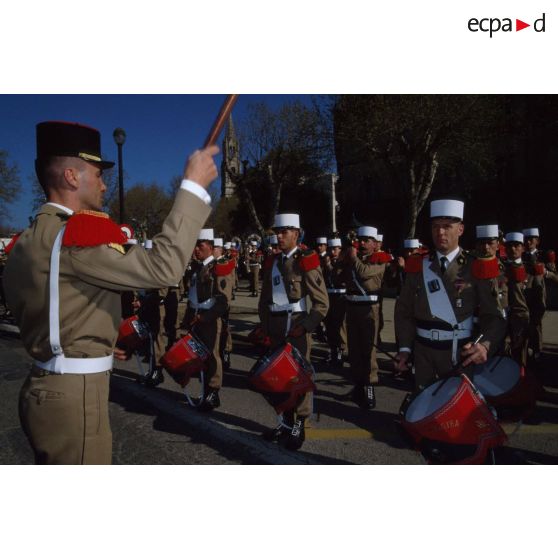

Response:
(250, 343), (315, 394)
(161, 333), (210, 387)
(470, 357), (538, 421)
(400, 375), (507, 464)
(116, 316), (148, 352)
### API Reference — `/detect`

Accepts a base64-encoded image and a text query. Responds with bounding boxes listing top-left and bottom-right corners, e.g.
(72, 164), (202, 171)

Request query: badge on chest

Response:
(427, 279), (441, 293)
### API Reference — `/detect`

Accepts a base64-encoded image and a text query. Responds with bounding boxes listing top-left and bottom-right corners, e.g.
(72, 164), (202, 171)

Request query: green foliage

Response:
(108, 182), (172, 239)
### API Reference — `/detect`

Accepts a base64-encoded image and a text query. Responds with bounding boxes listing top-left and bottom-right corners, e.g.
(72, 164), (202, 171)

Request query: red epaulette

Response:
(299, 250), (320, 272)
(263, 254), (275, 271)
(3, 233), (21, 256)
(62, 211), (127, 248)
(533, 262), (546, 276)
(545, 250), (556, 264)
(369, 251), (393, 264)
(299, 243), (308, 251)
(472, 256), (500, 280)
(508, 264), (527, 283)
(214, 258), (235, 277)
(404, 254), (424, 273)
(230, 249), (239, 259)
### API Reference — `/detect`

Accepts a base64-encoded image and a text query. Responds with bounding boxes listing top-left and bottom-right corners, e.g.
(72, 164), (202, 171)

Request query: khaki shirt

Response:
(4, 190), (210, 362)
(394, 248), (507, 355)
(341, 252), (385, 295)
(258, 248), (329, 334)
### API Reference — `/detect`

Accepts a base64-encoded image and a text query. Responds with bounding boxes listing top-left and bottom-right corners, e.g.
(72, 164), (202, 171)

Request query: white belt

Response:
(34, 355), (114, 374)
(189, 297), (216, 310)
(327, 288), (346, 294)
(345, 294), (378, 302)
(269, 298), (307, 313)
(416, 327), (472, 341)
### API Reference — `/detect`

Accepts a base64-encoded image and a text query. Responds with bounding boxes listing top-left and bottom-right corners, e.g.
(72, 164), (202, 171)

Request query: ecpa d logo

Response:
(468, 13), (546, 37)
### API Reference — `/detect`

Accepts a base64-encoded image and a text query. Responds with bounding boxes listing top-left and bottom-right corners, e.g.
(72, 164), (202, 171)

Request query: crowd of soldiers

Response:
(3, 121), (557, 463)
(125, 198), (557, 452)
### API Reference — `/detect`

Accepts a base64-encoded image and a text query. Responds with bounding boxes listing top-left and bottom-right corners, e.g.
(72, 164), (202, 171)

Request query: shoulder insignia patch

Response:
(214, 258), (235, 276)
(404, 254), (424, 274)
(108, 243), (126, 254)
(533, 262), (546, 276)
(369, 251), (392, 264)
(299, 250), (320, 272)
(508, 263), (527, 283)
(63, 212), (127, 248)
(472, 255), (500, 280)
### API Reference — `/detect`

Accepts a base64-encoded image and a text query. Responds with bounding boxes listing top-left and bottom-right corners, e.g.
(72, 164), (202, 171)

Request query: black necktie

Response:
(440, 256), (448, 275)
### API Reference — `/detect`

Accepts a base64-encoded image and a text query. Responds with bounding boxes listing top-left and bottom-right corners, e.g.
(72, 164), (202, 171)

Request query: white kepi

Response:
(404, 239), (420, 249)
(214, 238), (223, 247)
(522, 228), (540, 237)
(198, 228), (214, 241)
(328, 238), (342, 247)
(316, 237), (327, 244)
(505, 232), (524, 243)
(268, 235), (278, 245)
(376, 234), (383, 242)
(430, 199), (464, 220)
(476, 225), (499, 239)
(273, 213), (300, 229)
(357, 226), (378, 239)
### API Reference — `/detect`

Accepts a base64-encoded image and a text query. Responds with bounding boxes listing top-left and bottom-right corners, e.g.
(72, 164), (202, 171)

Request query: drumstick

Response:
(203, 94), (239, 148)
(431, 334), (484, 397)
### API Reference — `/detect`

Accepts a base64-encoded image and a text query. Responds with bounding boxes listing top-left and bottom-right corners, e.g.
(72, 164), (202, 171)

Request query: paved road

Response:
(2, 283), (558, 465)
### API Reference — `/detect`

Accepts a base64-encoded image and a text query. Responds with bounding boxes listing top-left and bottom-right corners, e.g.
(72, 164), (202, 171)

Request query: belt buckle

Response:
(431, 330), (439, 341)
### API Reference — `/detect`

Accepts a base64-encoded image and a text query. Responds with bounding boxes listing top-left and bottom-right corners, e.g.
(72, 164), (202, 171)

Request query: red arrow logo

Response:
(516, 19), (530, 31)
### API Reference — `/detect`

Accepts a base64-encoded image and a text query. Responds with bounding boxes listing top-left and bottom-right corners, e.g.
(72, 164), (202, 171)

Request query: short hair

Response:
(35, 156), (85, 194)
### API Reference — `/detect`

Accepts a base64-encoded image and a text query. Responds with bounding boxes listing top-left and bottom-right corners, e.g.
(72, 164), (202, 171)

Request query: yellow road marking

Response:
(304, 423), (558, 441)
(306, 428), (374, 440)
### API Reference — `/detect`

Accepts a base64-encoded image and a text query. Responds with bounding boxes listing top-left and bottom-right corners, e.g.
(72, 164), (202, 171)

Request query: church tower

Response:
(221, 115), (240, 198)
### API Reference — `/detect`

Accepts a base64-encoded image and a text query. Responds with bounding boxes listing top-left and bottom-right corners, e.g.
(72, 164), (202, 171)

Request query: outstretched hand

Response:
(183, 145), (219, 189)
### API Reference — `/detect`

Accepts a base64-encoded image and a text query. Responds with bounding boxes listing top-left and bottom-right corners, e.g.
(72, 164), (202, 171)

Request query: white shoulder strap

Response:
(271, 258), (290, 306)
(49, 226), (66, 356)
(188, 272), (199, 305)
(422, 258), (458, 327)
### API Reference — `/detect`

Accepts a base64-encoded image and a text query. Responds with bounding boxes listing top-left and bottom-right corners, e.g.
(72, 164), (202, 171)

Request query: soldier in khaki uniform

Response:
(521, 228), (558, 361)
(341, 226), (386, 409)
(394, 199), (507, 390)
(180, 228), (235, 411)
(323, 238), (347, 366)
(247, 240), (263, 296)
(503, 232), (531, 367)
(3, 121), (217, 464)
(258, 213), (329, 450)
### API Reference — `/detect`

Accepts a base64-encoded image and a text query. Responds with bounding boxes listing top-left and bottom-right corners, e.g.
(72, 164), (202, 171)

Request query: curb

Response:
(110, 372), (320, 465)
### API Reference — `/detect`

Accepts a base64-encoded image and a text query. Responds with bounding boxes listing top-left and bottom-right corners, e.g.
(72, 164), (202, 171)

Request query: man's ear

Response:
(63, 167), (80, 190)
(458, 222), (465, 237)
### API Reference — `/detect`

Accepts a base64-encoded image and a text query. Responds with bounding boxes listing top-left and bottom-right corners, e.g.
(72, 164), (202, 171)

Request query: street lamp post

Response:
(113, 128), (126, 224)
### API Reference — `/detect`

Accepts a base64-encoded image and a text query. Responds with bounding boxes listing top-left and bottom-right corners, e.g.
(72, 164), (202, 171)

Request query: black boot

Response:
(284, 416), (306, 451)
(262, 422), (290, 442)
(223, 351), (231, 371)
(144, 367), (164, 387)
(364, 385), (376, 410)
(197, 388), (221, 412)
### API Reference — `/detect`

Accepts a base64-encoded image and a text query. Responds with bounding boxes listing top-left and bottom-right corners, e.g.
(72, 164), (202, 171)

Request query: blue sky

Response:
(0, 94), (311, 229)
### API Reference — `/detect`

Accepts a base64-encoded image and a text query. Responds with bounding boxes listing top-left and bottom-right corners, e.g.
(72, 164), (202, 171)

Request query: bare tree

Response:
(0, 150), (21, 219)
(333, 95), (499, 237)
(223, 100), (334, 236)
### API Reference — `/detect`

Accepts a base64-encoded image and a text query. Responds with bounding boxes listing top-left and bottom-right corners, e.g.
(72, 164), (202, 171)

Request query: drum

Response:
(470, 356), (538, 421)
(116, 316), (149, 353)
(249, 343), (315, 414)
(161, 332), (210, 387)
(398, 374), (507, 464)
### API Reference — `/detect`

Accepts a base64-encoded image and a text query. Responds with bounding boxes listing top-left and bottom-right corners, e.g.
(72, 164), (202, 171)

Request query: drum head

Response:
(470, 356), (521, 398)
(405, 376), (462, 423)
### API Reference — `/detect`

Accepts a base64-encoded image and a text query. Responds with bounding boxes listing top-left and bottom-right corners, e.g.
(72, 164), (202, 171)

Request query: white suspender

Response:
(421, 258), (473, 364)
(34, 225), (113, 374)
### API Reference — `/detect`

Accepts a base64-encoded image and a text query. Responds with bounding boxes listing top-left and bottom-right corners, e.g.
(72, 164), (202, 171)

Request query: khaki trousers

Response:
(267, 312), (313, 418)
(346, 302), (380, 386)
(324, 294), (346, 352)
(19, 367), (112, 465)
